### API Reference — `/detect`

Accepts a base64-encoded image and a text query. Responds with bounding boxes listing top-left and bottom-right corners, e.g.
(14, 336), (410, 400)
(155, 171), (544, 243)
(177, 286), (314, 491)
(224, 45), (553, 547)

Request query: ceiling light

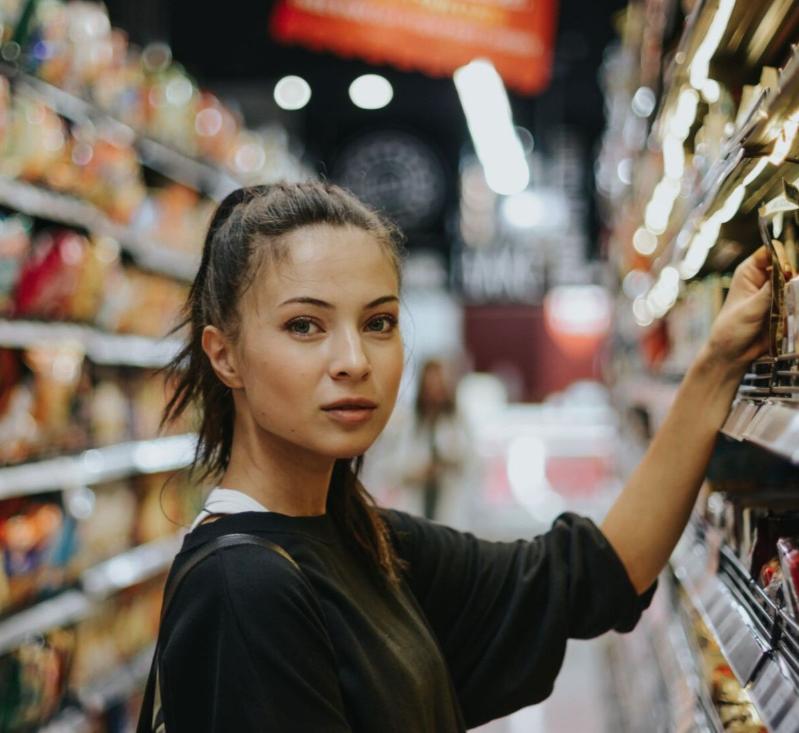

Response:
(454, 59), (529, 196)
(349, 74), (393, 110)
(274, 75), (312, 111)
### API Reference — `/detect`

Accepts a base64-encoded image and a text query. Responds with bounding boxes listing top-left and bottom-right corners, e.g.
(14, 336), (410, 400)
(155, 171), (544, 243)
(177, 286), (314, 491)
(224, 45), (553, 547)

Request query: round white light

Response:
(633, 226), (658, 255)
(349, 74), (393, 110)
(274, 75), (312, 111)
(631, 86), (656, 118)
(702, 79), (721, 103)
(632, 296), (654, 327)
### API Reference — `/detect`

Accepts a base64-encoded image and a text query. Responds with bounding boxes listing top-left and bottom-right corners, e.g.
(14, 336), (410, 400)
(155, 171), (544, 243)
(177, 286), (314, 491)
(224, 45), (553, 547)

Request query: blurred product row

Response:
(0, 2), (301, 730)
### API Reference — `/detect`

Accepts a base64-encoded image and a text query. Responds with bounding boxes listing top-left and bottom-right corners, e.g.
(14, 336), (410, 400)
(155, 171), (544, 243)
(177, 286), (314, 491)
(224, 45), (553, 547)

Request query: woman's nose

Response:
(329, 329), (371, 380)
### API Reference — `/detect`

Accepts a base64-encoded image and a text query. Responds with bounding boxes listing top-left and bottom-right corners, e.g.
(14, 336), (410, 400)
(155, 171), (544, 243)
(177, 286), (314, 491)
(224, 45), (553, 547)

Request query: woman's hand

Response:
(704, 246), (773, 373)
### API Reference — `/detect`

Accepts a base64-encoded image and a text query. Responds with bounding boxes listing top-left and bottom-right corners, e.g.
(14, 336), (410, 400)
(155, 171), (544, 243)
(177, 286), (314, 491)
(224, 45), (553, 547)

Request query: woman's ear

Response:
(201, 325), (244, 389)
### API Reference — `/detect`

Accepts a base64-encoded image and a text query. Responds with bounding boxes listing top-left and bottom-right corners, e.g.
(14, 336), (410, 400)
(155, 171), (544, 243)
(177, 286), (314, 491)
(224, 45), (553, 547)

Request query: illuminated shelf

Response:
(11, 68), (242, 201)
(0, 319), (182, 368)
(0, 434), (197, 499)
(722, 399), (799, 464)
(672, 522), (799, 732)
(0, 175), (199, 282)
(82, 534), (182, 600)
(0, 590), (92, 656)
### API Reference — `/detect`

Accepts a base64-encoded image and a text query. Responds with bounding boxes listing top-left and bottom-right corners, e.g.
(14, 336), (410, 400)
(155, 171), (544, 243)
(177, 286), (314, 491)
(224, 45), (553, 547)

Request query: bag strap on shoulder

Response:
(138, 532), (300, 733)
(161, 533), (300, 622)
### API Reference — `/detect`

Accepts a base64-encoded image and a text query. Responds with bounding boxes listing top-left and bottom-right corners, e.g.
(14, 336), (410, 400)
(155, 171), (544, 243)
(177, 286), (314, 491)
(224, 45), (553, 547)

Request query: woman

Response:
(142, 181), (772, 732)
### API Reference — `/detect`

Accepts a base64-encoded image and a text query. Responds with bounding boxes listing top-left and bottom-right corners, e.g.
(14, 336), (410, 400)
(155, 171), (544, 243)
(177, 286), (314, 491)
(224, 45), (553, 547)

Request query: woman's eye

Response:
(287, 318), (320, 336)
(366, 315), (398, 333)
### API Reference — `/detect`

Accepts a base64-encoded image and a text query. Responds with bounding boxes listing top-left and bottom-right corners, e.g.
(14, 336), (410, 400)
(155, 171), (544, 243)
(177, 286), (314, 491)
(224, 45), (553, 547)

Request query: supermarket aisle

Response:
(471, 639), (610, 733)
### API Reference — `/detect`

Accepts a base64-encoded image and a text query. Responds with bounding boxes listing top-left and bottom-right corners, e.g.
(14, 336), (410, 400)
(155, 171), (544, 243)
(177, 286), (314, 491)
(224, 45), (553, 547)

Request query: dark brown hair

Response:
(161, 181), (406, 583)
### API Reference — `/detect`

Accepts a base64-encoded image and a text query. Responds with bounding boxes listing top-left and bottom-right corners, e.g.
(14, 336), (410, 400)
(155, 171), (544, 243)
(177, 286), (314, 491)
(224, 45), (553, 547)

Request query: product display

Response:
(0, 5), (256, 726)
(0, 346), (190, 467)
(602, 0), (799, 729)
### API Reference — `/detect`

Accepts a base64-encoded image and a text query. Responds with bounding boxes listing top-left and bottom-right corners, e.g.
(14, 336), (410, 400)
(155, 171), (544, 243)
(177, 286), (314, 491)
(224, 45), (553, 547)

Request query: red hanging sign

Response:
(270, 0), (559, 96)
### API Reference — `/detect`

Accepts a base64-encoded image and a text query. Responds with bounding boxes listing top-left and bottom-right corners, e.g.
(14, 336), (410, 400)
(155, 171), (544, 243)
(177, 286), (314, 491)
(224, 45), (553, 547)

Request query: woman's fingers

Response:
(726, 245), (772, 305)
(738, 245), (771, 285)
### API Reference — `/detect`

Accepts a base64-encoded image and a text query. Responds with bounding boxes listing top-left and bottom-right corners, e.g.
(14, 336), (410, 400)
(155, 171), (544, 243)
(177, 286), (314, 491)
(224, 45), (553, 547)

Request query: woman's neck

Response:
(219, 420), (335, 517)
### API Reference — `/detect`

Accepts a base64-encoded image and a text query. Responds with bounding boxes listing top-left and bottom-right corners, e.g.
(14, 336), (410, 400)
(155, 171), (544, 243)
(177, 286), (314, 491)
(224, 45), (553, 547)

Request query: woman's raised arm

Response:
(601, 246), (774, 593)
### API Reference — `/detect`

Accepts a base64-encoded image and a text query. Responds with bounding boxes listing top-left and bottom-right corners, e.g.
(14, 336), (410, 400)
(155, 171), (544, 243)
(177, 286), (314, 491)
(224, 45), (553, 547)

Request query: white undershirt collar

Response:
(190, 487), (271, 531)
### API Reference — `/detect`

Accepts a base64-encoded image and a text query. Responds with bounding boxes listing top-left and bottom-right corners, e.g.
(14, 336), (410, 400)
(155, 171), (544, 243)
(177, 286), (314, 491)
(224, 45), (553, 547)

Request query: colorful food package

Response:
(777, 537), (799, 619)
(13, 230), (93, 321)
(758, 557), (783, 602)
(96, 266), (188, 338)
(0, 214), (32, 315)
(64, 130), (147, 224)
(0, 93), (69, 182)
(132, 183), (214, 254)
(25, 343), (89, 455)
(749, 514), (799, 581)
(0, 348), (39, 465)
(0, 497), (73, 612)
(0, 627), (76, 731)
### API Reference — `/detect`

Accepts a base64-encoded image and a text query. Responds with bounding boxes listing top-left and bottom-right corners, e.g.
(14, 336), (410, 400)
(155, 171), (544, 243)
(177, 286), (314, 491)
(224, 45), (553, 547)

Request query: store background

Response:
(0, 0), (797, 731)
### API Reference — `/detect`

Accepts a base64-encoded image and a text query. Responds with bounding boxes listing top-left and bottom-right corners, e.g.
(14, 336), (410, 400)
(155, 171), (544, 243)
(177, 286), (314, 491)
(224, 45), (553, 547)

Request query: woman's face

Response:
(229, 224), (404, 460)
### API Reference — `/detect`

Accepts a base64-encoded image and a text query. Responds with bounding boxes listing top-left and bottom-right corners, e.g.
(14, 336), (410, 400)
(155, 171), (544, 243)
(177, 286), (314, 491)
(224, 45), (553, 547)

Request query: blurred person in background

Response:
(391, 358), (476, 526)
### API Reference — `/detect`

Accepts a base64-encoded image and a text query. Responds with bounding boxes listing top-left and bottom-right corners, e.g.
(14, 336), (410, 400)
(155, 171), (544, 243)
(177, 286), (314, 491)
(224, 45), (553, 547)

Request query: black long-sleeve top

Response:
(155, 509), (654, 731)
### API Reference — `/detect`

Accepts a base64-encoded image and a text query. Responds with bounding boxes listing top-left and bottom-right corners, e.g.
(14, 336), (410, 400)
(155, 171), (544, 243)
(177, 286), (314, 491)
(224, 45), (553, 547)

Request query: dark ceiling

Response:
(106, 0), (628, 258)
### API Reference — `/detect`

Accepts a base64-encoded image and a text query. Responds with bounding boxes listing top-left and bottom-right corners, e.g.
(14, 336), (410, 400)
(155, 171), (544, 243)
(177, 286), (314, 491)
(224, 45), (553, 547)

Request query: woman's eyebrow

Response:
(278, 295), (399, 309)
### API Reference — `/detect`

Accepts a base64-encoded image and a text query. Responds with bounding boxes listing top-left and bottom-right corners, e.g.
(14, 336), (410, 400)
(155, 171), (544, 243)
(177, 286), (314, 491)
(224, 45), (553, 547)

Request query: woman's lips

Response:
(322, 405), (377, 425)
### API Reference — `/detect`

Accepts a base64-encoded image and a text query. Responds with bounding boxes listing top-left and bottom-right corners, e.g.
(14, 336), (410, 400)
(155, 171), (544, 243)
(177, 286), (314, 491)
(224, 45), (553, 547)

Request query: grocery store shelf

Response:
(645, 579), (723, 732)
(12, 69), (242, 201)
(137, 136), (241, 201)
(38, 646), (155, 728)
(0, 175), (199, 281)
(0, 319), (182, 367)
(0, 536), (177, 658)
(672, 522), (799, 731)
(722, 400), (799, 464)
(0, 590), (92, 656)
(0, 433), (197, 499)
(82, 533), (182, 599)
(77, 643), (155, 712)
(668, 609), (724, 732)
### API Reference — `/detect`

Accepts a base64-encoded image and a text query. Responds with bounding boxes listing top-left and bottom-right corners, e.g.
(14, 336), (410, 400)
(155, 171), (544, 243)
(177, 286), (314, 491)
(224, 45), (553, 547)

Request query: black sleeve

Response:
(159, 545), (352, 732)
(385, 510), (655, 728)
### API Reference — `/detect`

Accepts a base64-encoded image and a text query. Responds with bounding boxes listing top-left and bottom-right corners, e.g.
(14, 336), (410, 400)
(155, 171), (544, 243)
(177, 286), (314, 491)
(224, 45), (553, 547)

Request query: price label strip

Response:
(750, 659), (798, 732)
